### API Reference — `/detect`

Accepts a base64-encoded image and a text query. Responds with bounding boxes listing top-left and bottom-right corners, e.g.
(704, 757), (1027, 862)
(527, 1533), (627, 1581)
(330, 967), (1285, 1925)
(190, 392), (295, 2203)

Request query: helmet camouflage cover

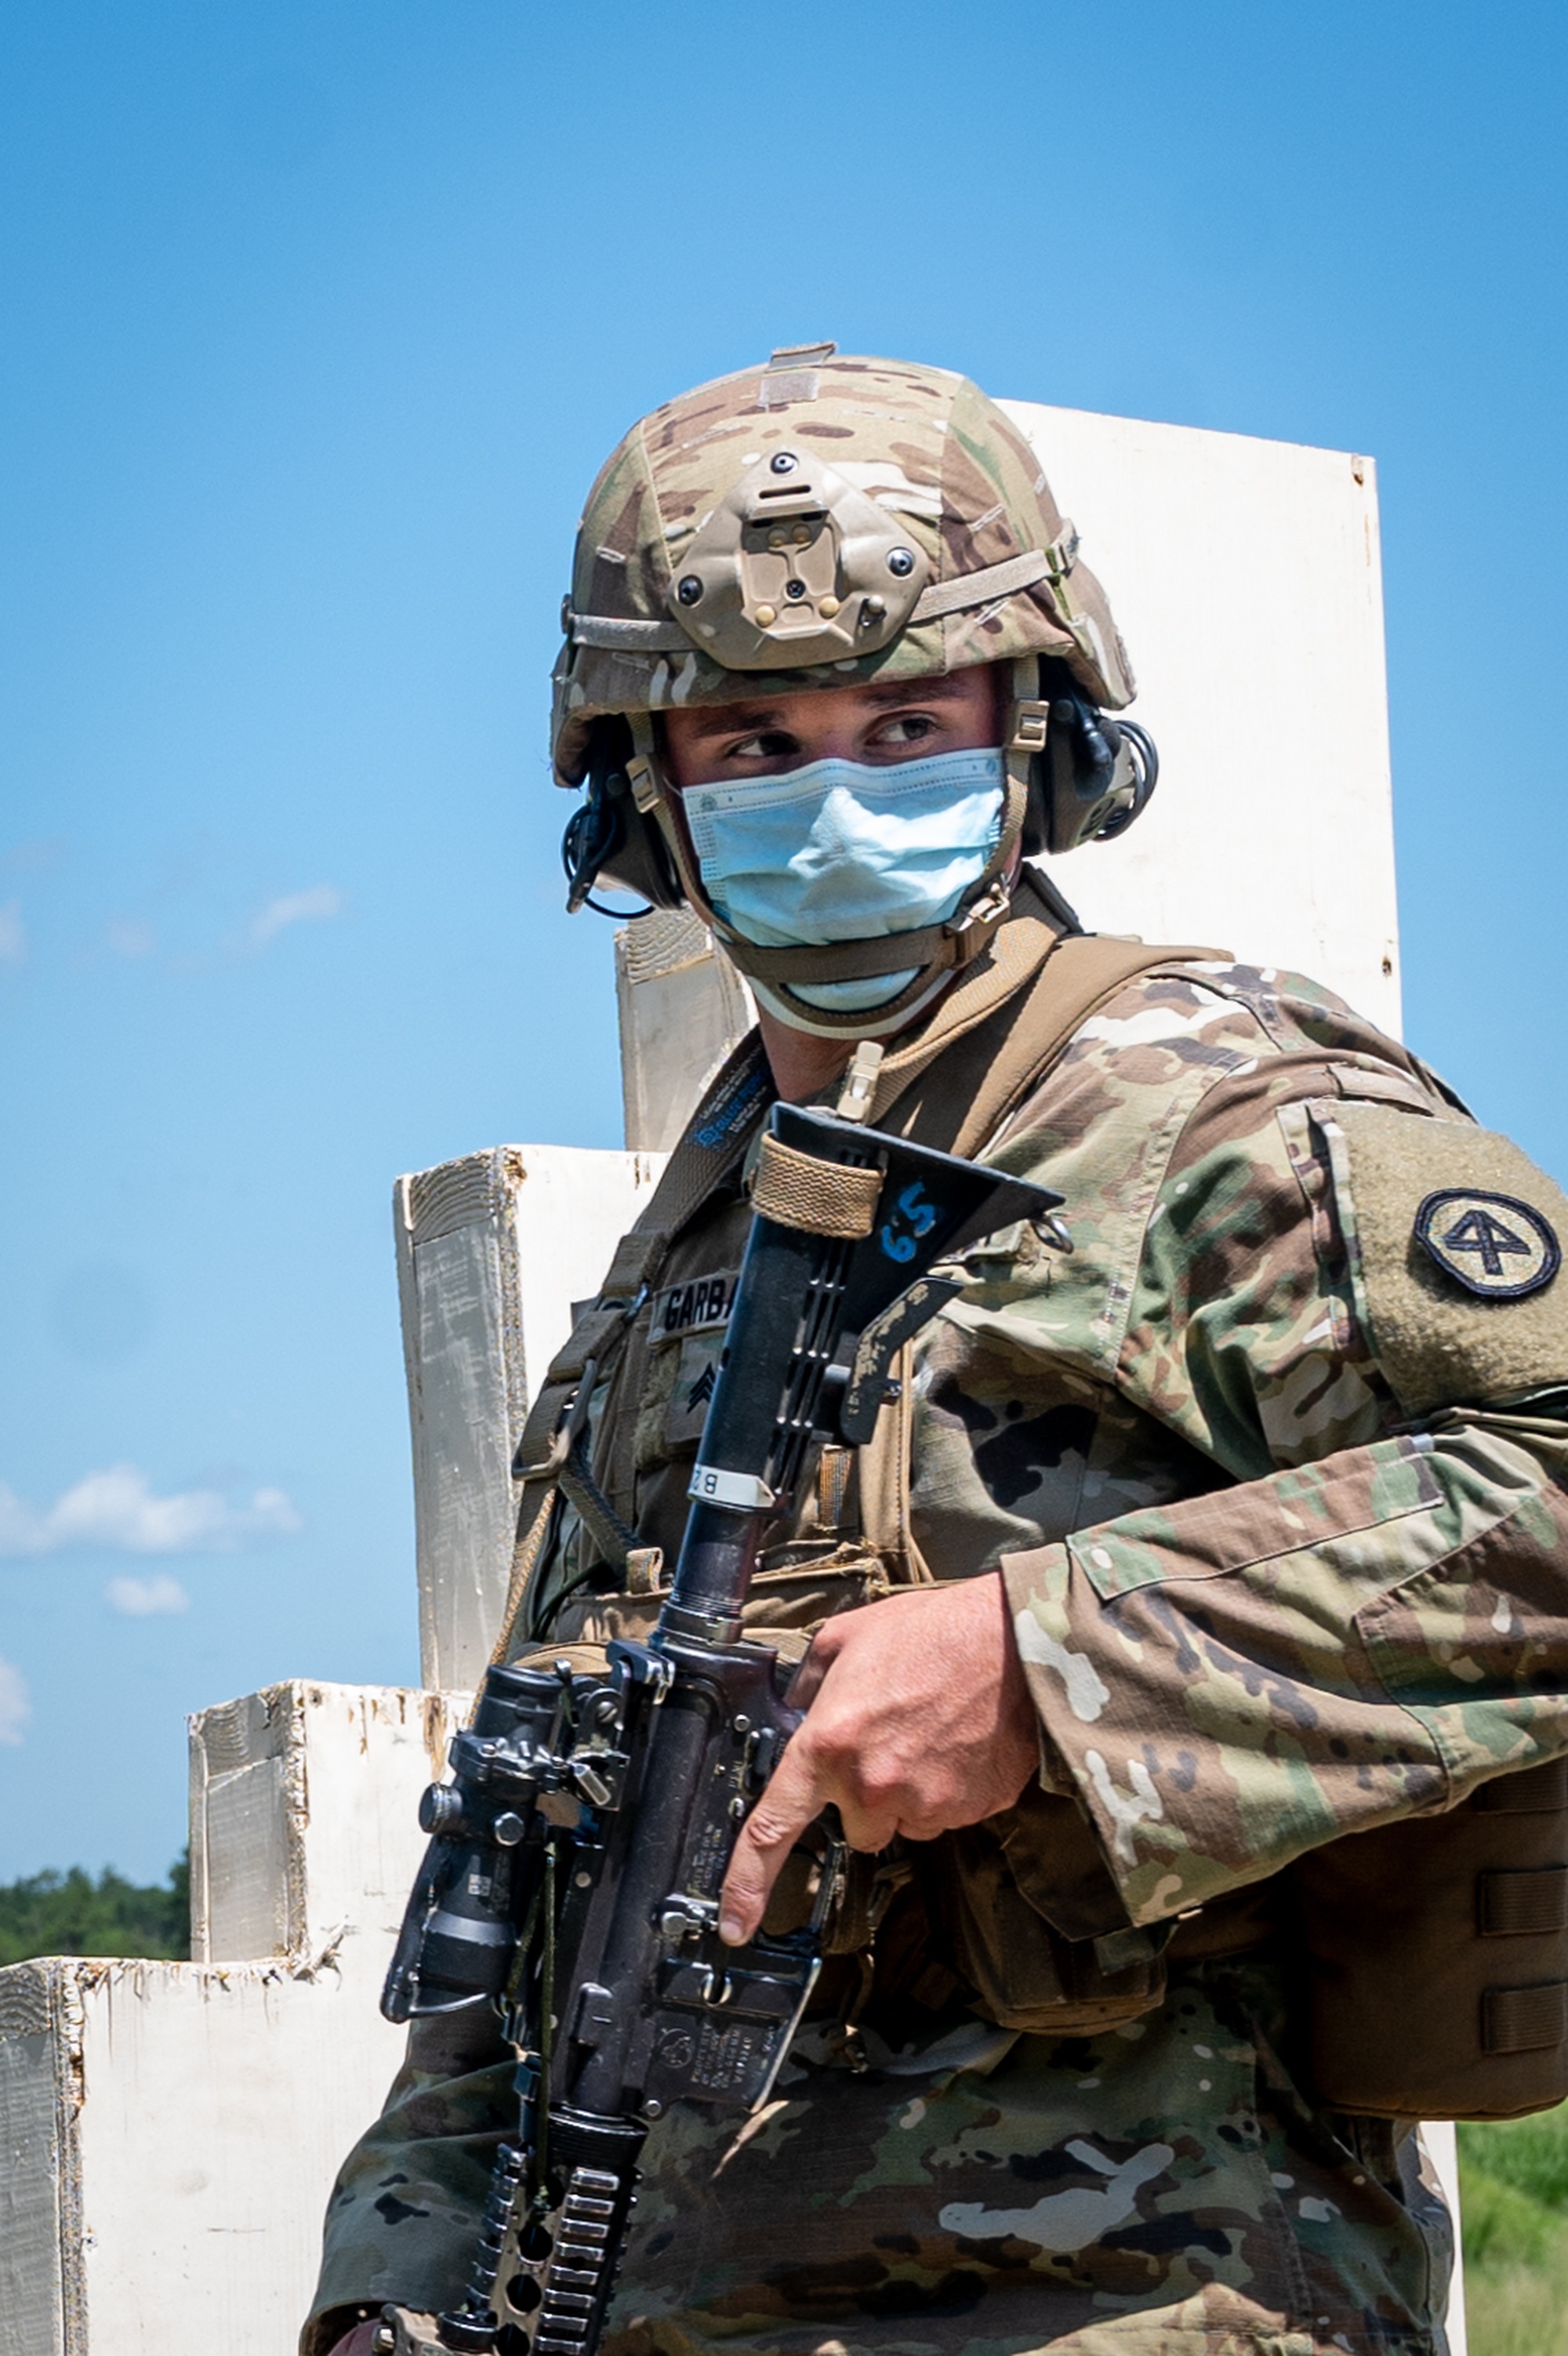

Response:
(551, 343), (1135, 786)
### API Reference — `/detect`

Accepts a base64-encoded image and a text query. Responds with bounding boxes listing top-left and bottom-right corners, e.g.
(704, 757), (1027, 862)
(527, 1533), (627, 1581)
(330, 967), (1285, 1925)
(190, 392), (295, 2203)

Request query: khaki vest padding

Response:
(1296, 1756), (1568, 2119)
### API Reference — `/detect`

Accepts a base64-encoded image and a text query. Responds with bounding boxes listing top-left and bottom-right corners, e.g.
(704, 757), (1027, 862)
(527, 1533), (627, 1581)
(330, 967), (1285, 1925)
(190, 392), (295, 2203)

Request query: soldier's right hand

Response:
(720, 1571), (1038, 1944)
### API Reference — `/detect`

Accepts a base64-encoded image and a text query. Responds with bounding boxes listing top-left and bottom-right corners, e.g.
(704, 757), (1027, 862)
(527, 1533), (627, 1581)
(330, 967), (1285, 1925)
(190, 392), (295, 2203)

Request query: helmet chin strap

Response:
(750, 963), (961, 1042)
(622, 686), (1038, 1039)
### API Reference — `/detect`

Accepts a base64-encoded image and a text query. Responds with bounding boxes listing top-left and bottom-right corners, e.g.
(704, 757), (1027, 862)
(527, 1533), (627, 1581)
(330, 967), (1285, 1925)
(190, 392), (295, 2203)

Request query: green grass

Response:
(1458, 2100), (1568, 2356)
(0, 1854), (189, 1966)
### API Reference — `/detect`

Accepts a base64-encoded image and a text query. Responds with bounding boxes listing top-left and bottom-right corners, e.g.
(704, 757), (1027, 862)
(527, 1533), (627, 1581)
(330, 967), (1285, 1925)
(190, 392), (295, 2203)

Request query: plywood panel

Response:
(1000, 403), (1399, 1035)
(615, 910), (753, 1153)
(395, 1148), (665, 1687)
(0, 1968), (71, 2356)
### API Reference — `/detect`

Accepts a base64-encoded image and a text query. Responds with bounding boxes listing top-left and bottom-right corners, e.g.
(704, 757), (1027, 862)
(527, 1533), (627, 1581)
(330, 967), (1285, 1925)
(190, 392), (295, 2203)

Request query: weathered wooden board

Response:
(394, 1145), (666, 1690)
(0, 1682), (470, 2356)
(999, 402), (1400, 1035)
(615, 909), (753, 1153)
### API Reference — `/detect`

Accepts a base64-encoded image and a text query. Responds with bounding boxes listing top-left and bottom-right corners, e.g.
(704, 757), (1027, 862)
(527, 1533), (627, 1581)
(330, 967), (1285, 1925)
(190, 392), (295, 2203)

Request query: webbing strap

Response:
(1479, 1868), (1568, 1937)
(862, 873), (1069, 1124)
(568, 612), (690, 652)
(597, 1229), (668, 1304)
(632, 1034), (772, 1246)
(1483, 1981), (1568, 2053)
(729, 922), (963, 986)
(565, 543), (1064, 655)
(491, 1488), (558, 1667)
(785, 891), (1222, 1595)
(907, 546), (1051, 623)
(870, 890), (1228, 1157)
(536, 1304), (633, 1389)
(950, 936), (1229, 1160)
(557, 1444), (641, 1571)
(1475, 1757), (1568, 1812)
(752, 1134), (882, 1237)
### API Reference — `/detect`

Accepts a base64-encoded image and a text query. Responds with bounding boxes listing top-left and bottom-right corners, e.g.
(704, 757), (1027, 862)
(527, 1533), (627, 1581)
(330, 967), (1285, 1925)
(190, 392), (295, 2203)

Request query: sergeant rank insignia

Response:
(1414, 1188), (1561, 1300)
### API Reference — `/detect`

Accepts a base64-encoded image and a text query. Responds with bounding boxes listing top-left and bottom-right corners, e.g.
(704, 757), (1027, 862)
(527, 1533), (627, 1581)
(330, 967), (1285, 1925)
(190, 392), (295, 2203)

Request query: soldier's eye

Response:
(872, 713), (939, 748)
(728, 730), (799, 762)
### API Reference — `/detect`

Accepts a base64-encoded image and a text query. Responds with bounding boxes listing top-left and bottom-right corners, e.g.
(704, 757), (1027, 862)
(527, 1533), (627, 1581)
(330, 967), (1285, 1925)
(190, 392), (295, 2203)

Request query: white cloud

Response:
(0, 898), (26, 964)
(0, 1656), (31, 1745)
(106, 1573), (190, 1616)
(0, 1465), (302, 1558)
(250, 884), (343, 946)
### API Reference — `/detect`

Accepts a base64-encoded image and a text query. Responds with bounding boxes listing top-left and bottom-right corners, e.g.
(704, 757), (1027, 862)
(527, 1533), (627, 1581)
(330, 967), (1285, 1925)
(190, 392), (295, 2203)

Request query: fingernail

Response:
(719, 1911), (744, 1946)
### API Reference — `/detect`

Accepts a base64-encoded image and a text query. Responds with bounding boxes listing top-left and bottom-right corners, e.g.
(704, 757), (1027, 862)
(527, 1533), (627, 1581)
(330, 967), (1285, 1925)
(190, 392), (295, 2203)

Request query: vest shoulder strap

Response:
(884, 932), (1231, 1157)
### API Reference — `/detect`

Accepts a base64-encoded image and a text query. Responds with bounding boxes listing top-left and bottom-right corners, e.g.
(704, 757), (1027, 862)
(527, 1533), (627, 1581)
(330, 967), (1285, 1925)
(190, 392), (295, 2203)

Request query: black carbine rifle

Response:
(373, 1101), (1062, 2356)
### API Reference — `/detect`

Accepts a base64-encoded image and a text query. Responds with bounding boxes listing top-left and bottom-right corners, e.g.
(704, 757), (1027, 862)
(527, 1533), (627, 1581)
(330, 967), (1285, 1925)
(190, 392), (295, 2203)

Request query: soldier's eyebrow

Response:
(678, 705), (789, 742)
(858, 676), (978, 708)
(681, 677), (976, 742)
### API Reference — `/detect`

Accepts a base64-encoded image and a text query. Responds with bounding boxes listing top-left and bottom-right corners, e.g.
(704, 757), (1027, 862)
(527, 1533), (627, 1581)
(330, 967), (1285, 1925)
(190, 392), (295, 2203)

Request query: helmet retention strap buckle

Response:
(626, 711), (665, 815)
(1009, 698), (1051, 757)
(626, 753), (662, 815)
(943, 878), (1012, 967)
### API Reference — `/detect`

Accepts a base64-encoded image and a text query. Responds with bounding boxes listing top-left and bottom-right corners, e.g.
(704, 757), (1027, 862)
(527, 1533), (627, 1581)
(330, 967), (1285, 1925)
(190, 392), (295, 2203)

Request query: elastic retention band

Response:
(566, 546), (1060, 655)
(1483, 1981), (1568, 2053)
(751, 1134), (883, 1237)
(1474, 1757), (1568, 1810)
(1479, 1868), (1568, 1937)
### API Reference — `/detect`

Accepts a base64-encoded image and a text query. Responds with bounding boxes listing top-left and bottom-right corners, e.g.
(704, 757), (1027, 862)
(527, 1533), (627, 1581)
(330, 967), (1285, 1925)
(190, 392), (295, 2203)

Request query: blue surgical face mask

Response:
(684, 745), (1004, 1012)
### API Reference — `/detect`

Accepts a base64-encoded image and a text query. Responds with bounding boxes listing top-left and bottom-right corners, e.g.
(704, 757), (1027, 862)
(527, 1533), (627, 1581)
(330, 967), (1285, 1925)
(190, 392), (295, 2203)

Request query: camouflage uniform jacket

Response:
(307, 935), (1568, 2356)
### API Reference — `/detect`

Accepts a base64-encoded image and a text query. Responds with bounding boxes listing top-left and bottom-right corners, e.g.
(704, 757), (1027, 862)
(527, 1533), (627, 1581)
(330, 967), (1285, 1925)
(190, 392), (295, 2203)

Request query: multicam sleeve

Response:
(998, 1078), (1568, 1929)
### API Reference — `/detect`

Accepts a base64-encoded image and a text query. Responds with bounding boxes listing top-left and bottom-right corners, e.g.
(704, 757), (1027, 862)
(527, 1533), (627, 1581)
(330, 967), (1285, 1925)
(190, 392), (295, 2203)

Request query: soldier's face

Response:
(660, 662), (1004, 792)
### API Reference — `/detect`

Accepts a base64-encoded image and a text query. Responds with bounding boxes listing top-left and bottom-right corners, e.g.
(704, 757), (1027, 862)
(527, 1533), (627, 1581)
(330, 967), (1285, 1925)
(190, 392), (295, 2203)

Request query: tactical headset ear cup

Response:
(1032, 659), (1159, 855)
(1091, 719), (1158, 841)
(1018, 758), (1049, 859)
(561, 719), (684, 915)
(593, 797), (685, 912)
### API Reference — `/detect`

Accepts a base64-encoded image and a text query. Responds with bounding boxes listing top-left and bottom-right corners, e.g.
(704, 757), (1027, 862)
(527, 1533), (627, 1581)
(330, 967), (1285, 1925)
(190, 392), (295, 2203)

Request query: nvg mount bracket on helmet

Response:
(666, 448), (933, 670)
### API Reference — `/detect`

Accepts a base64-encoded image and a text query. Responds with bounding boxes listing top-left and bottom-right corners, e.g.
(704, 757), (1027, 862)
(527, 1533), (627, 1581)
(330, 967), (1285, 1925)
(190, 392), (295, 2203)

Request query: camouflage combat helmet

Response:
(555, 344), (1156, 1033)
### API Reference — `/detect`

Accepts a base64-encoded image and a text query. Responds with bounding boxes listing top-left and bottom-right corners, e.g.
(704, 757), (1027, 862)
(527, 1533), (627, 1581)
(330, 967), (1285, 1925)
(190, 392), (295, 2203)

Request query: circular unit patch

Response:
(1414, 1188), (1561, 1301)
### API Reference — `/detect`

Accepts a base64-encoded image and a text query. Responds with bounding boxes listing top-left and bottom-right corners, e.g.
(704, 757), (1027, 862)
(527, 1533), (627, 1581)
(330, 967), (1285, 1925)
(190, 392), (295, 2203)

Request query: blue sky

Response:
(2, 0), (1564, 1881)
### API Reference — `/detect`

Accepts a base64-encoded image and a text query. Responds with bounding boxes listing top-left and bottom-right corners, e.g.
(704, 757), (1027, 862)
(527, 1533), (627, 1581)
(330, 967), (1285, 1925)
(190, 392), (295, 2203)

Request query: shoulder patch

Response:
(1329, 1102), (1568, 1414)
(1414, 1189), (1560, 1301)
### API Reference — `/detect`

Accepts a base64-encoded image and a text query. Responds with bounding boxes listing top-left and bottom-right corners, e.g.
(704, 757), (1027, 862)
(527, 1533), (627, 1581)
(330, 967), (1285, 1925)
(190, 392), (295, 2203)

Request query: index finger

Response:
(717, 1733), (828, 1947)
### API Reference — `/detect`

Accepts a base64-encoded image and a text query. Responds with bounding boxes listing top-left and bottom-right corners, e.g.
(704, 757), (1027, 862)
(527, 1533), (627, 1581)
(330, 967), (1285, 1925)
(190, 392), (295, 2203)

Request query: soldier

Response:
(307, 347), (1568, 2356)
